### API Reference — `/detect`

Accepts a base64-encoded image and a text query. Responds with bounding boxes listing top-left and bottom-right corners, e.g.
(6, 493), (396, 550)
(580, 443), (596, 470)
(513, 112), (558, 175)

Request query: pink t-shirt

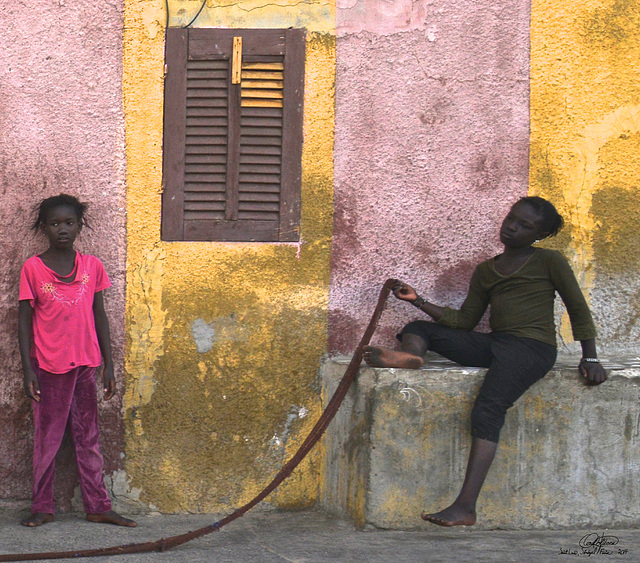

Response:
(19, 252), (111, 374)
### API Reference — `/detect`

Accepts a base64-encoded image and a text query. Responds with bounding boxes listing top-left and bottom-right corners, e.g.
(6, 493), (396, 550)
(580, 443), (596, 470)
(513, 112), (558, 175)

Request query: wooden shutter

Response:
(162, 28), (305, 242)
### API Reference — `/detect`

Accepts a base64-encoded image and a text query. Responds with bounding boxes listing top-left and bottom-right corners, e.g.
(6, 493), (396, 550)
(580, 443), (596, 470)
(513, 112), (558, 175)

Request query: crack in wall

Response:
(124, 244), (166, 433)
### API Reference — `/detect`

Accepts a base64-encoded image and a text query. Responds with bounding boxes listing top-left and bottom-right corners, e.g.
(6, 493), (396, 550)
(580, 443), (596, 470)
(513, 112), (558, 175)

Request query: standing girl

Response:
(364, 196), (607, 527)
(18, 194), (136, 528)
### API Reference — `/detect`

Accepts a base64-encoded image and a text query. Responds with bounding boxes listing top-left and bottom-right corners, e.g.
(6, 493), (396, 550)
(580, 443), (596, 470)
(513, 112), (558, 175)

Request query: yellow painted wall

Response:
(123, 0), (335, 512)
(168, 0), (334, 31)
(530, 0), (640, 348)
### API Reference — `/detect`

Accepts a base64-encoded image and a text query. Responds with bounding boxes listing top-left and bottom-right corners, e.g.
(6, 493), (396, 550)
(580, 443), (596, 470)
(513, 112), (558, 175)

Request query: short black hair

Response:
(32, 194), (89, 232)
(517, 196), (564, 239)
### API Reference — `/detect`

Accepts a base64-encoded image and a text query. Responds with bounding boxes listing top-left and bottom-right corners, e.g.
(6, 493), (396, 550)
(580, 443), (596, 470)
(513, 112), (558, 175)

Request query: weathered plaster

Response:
(124, 245), (166, 437)
(0, 1), (126, 510)
(123, 1), (335, 512)
(530, 0), (640, 352)
(167, 0), (335, 31)
(329, 0), (531, 353)
(337, 0), (431, 35)
(565, 105), (640, 285)
(322, 360), (640, 529)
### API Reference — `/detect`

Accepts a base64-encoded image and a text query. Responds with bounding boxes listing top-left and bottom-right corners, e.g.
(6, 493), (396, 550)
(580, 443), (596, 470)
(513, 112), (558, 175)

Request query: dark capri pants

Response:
(399, 322), (557, 443)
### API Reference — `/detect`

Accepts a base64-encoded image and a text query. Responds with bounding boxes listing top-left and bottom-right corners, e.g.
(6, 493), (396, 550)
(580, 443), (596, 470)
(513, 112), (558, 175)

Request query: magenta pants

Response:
(31, 362), (111, 515)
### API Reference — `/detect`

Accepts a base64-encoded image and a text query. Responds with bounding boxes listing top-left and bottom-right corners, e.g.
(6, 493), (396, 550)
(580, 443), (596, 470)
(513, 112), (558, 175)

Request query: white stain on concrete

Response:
(191, 318), (216, 353)
(400, 387), (423, 407)
(269, 405), (309, 451)
(191, 315), (248, 354)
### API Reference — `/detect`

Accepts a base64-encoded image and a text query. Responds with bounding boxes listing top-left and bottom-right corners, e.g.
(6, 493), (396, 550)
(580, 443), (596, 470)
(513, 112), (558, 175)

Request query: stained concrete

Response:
(1, 509), (639, 562)
(321, 357), (640, 530)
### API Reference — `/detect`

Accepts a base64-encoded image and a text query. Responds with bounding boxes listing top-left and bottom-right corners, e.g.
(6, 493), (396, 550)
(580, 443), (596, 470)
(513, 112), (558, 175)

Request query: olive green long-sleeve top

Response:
(437, 248), (596, 347)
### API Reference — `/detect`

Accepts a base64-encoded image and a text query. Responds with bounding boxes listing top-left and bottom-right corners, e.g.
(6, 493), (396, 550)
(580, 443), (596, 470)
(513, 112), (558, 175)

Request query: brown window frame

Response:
(162, 28), (305, 242)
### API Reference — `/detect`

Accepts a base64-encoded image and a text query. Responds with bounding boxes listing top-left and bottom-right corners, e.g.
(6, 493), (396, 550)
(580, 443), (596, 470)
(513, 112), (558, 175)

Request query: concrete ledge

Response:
(320, 357), (640, 530)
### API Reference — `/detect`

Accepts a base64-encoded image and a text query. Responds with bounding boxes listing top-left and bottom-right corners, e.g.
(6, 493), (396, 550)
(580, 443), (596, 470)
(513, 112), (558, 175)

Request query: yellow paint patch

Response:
(168, 0), (335, 32)
(124, 245), (166, 410)
(141, 1), (164, 39)
(530, 0), (640, 343)
(565, 105), (640, 286)
(123, 0), (335, 512)
(197, 361), (207, 383)
(378, 486), (417, 520)
(592, 150), (640, 274)
(524, 393), (571, 424)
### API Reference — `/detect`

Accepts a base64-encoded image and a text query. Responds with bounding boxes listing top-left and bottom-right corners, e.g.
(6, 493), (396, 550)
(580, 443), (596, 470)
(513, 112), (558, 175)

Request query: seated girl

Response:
(363, 196), (607, 527)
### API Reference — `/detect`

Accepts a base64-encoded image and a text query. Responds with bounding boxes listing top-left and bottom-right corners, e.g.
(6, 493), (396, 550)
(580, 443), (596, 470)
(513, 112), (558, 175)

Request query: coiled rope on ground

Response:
(0, 278), (396, 562)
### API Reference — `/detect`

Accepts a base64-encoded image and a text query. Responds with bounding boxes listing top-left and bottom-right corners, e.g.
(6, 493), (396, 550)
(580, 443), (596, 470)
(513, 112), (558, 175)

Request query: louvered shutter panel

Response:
(162, 28), (305, 242)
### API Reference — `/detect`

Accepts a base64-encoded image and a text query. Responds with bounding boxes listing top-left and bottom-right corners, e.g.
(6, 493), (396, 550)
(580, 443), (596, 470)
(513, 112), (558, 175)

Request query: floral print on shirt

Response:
(40, 270), (90, 306)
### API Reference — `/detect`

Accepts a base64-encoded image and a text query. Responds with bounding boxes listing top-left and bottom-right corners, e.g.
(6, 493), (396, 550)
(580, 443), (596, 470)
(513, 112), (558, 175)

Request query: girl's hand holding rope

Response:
(392, 281), (418, 302)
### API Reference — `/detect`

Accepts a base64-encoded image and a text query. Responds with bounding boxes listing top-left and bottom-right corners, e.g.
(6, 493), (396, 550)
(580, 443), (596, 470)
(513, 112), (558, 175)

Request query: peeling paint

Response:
(191, 318), (216, 353)
(141, 1), (164, 39)
(124, 245), (165, 411)
(337, 0), (431, 35)
(269, 406), (307, 455)
(168, 0), (335, 31)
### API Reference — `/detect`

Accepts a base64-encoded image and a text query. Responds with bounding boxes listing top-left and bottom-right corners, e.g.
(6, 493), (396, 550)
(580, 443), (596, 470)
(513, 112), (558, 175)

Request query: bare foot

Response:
(86, 510), (137, 527)
(21, 513), (54, 527)
(421, 504), (476, 527)
(363, 346), (424, 369)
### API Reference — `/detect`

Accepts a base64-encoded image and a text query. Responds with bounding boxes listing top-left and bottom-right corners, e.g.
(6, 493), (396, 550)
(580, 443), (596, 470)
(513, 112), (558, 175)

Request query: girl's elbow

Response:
(459, 316), (482, 331)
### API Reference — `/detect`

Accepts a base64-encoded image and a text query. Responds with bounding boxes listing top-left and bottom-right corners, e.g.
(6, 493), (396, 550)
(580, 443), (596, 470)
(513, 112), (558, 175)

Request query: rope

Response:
(0, 279), (396, 562)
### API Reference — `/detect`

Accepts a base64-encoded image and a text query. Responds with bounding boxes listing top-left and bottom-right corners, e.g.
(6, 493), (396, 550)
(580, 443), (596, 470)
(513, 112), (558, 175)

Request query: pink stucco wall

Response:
(0, 2), (126, 509)
(329, 0), (531, 353)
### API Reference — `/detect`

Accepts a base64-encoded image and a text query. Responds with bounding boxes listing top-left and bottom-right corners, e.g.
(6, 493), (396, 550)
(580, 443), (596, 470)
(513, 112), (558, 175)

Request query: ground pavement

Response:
(0, 508), (638, 562)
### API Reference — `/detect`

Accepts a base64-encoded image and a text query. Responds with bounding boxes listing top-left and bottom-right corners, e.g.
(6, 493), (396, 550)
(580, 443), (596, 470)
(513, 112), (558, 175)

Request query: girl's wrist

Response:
(412, 296), (426, 308)
(581, 357), (600, 363)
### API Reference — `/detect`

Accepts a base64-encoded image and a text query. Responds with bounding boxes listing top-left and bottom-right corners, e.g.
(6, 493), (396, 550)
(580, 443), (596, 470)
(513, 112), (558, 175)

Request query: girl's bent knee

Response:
(471, 400), (504, 444)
